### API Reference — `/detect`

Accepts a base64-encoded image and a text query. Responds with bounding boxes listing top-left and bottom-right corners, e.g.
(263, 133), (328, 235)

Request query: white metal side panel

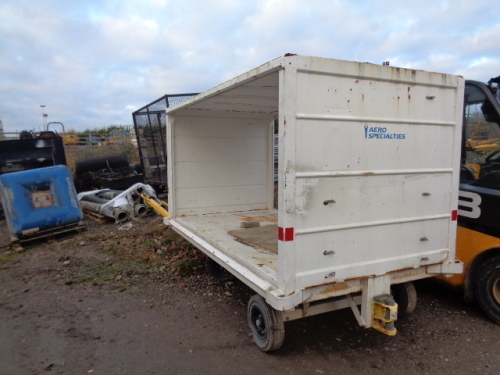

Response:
(293, 120), (455, 172)
(294, 219), (452, 289)
(277, 63), (299, 296)
(280, 57), (463, 289)
(171, 112), (272, 216)
(293, 173), (453, 228)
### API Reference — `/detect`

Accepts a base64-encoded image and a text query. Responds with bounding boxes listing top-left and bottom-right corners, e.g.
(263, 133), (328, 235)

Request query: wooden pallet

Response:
(10, 223), (86, 249)
(82, 209), (114, 223)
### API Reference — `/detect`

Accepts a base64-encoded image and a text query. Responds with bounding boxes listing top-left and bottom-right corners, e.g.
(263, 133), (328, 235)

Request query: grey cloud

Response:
(1, 0), (499, 132)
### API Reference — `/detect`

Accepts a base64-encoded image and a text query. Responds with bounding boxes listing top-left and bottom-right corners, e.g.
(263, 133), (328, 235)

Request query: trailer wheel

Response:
(247, 295), (284, 352)
(205, 257), (234, 281)
(391, 282), (417, 317)
(474, 255), (500, 324)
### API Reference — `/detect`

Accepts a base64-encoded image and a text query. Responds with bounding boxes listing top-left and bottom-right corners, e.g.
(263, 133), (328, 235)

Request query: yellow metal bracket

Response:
(140, 194), (169, 218)
(372, 294), (398, 336)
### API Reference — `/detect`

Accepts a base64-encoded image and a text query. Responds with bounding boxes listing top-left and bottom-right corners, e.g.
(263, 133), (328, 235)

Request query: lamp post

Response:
(40, 105), (47, 130)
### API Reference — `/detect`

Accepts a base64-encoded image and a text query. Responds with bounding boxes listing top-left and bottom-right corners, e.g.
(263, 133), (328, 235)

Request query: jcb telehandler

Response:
(450, 76), (500, 324)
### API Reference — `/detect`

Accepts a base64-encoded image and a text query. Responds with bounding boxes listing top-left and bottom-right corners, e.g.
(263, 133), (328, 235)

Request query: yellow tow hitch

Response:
(372, 294), (398, 336)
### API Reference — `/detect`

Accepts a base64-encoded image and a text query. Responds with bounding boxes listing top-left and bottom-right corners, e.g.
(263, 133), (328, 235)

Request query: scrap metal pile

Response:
(77, 183), (168, 223)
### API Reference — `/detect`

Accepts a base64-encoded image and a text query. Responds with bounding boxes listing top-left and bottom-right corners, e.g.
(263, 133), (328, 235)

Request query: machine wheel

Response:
(247, 295), (285, 352)
(205, 257), (234, 281)
(474, 255), (500, 324)
(391, 281), (417, 317)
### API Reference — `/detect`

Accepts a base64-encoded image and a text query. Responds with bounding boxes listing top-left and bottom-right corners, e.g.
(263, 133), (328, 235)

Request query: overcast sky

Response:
(1, 0), (499, 133)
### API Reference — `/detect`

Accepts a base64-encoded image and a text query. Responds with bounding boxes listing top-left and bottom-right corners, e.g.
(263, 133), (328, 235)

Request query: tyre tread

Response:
(474, 255), (500, 325)
(247, 295), (284, 352)
(392, 281), (417, 317)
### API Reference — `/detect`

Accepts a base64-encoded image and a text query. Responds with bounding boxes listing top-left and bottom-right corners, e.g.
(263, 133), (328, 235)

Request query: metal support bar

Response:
(282, 295), (362, 322)
(347, 294), (366, 326)
(141, 193), (169, 217)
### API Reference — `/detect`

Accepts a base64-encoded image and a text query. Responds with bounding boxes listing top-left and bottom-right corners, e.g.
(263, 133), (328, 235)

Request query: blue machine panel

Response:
(0, 165), (82, 236)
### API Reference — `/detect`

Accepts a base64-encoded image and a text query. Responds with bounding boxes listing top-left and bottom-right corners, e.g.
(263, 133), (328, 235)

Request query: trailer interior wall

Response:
(169, 111), (275, 216)
(166, 56), (463, 306)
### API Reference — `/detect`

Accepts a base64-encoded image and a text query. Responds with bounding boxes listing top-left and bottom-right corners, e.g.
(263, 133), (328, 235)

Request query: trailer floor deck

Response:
(175, 209), (279, 281)
(228, 225), (278, 254)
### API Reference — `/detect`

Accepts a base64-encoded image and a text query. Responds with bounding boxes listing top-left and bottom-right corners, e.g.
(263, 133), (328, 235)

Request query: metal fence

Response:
(132, 94), (198, 188)
(62, 131), (135, 148)
(0, 132), (22, 140)
(0, 130), (135, 147)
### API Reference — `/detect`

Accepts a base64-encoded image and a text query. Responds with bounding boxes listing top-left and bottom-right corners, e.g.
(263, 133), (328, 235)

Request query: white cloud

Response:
(1, 0), (500, 133)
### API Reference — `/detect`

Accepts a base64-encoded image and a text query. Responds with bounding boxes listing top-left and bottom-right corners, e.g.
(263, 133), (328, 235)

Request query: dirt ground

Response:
(1, 214), (499, 375)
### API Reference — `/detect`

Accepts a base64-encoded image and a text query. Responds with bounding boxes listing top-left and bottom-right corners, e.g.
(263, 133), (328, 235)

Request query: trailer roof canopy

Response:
(166, 61), (282, 115)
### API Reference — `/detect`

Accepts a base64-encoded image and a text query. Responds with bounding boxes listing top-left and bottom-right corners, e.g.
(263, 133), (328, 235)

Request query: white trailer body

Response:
(164, 55), (464, 350)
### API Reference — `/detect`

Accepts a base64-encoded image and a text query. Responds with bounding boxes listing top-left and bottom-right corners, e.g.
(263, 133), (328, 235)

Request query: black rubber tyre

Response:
(391, 281), (417, 317)
(205, 257), (234, 282)
(73, 175), (95, 193)
(74, 155), (129, 176)
(474, 255), (500, 324)
(133, 162), (144, 174)
(247, 295), (285, 352)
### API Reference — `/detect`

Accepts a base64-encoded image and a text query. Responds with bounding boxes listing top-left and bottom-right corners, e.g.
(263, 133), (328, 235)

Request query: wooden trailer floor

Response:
(174, 210), (279, 282)
(228, 225), (278, 254)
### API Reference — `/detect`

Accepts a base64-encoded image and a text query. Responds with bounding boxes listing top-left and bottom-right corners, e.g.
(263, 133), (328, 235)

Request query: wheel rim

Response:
(493, 277), (500, 304)
(250, 307), (267, 341)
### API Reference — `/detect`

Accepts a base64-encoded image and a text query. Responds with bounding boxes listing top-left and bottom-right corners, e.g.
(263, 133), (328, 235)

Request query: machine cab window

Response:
(463, 82), (500, 186)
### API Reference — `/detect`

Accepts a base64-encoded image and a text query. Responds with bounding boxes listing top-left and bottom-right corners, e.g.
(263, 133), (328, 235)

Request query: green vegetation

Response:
(79, 124), (131, 135)
(0, 251), (22, 265)
(171, 258), (203, 276)
(70, 258), (150, 285)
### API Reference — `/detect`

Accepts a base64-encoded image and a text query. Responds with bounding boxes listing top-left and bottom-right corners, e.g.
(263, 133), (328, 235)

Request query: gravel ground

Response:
(1, 215), (499, 375)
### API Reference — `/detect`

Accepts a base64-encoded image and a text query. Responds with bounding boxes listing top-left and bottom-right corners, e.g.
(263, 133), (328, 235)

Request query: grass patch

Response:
(171, 258), (204, 276)
(0, 251), (23, 265)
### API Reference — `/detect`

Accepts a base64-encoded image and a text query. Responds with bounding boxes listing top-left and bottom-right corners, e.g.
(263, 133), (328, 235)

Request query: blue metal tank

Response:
(0, 165), (83, 237)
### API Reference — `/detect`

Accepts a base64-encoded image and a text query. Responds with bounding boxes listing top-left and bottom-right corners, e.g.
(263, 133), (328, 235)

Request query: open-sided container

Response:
(164, 55), (464, 351)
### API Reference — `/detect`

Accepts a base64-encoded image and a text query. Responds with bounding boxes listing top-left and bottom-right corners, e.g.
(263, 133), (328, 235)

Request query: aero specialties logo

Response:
(364, 125), (406, 140)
